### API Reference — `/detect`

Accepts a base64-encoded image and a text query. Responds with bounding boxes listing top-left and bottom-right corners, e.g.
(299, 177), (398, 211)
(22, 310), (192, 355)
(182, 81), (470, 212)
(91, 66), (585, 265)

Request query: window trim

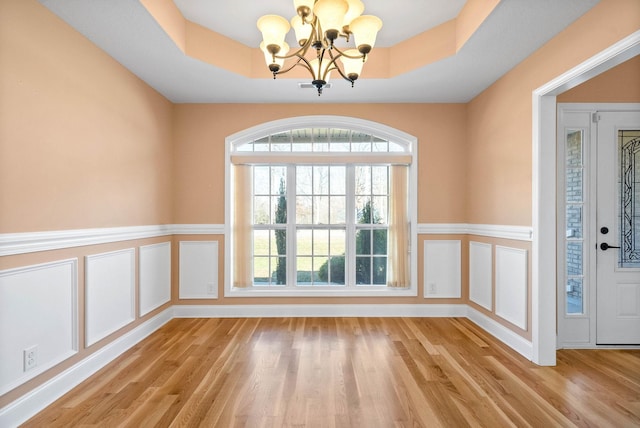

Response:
(225, 116), (418, 297)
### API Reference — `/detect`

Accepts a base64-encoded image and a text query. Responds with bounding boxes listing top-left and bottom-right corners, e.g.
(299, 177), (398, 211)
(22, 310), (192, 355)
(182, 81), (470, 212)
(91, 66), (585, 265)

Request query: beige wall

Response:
(558, 54), (640, 103)
(1, 0), (639, 410)
(466, 0), (640, 226)
(0, 0), (173, 234)
(172, 103), (468, 225)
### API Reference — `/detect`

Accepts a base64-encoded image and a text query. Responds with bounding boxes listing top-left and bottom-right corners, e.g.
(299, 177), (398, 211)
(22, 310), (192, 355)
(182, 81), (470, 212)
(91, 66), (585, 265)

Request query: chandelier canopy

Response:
(257, 0), (383, 96)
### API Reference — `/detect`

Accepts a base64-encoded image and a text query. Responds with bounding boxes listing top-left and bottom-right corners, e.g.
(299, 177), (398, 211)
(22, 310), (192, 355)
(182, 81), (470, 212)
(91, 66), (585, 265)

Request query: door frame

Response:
(532, 30), (640, 365)
(556, 104), (640, 348)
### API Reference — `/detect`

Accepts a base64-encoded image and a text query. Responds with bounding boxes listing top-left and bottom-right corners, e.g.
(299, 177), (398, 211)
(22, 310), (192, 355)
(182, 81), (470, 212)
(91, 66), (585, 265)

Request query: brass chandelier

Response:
(257, 0), (383, 96)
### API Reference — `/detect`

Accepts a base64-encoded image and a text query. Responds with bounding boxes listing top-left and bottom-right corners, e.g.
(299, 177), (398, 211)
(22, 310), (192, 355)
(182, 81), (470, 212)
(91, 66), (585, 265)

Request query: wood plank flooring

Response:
(23, 317), (640, 427)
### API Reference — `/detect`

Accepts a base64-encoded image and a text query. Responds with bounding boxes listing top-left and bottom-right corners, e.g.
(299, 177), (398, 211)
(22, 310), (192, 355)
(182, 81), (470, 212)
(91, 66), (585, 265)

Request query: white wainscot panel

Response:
(495, 246), (528, 330)
(424, 240), (461, 298)
(469, 241), (493, 311)
(85, 249), (135, 347)
(179, 241), (218, 299)
(139, 242), (171, 317)
(0, 259), (78, 395)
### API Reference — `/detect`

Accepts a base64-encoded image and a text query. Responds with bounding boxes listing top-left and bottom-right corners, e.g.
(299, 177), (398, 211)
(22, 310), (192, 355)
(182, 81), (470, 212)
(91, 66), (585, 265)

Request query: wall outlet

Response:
(428, 282), (436, 294)
(23, 345), (38, 372)
(206, 282), (216, 294)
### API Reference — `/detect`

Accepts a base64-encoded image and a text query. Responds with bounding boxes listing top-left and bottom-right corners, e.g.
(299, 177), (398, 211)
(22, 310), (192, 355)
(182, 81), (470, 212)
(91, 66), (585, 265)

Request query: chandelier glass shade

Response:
(257, 0), (382, 95)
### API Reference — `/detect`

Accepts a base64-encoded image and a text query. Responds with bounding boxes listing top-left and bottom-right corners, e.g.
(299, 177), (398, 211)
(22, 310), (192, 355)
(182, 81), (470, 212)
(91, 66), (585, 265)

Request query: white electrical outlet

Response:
(428, 282), (436, 294)
(207, 282), (216, 294)
(23, 345), (38, 371)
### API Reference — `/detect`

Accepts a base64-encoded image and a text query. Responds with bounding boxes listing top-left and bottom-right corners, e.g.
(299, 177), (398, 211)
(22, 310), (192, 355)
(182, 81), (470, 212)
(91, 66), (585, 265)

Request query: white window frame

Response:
(224, 116), (418, 297)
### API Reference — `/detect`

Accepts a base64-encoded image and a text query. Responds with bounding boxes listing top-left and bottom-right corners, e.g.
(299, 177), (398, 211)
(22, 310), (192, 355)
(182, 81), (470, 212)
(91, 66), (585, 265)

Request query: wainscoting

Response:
(85, 248), (136, 347)
(0, 259), (78, 396)
(0, 223), (532, 427)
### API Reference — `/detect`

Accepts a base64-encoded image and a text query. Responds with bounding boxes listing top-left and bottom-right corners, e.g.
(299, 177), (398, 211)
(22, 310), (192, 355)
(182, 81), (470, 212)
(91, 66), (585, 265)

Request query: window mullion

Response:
(345, 165), (356, 287)
(286, 165), (297, 287)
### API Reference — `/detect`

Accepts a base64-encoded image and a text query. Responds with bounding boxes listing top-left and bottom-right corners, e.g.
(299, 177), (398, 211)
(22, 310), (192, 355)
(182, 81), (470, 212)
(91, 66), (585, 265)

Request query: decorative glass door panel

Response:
(619, 130), (640, 268)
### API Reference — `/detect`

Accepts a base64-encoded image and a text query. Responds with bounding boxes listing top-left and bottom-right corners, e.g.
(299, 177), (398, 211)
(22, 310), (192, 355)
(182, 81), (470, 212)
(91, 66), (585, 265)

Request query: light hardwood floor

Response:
(23, 317), (640, 427)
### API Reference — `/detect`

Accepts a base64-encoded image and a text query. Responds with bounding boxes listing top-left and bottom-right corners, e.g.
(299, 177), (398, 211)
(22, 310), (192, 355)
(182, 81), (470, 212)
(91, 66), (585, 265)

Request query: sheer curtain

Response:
(387, 165), (410, 288)
(233, 164), (253, 288)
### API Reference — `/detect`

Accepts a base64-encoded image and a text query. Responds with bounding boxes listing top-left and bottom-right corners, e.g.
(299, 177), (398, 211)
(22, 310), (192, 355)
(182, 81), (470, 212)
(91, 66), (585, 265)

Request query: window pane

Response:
(314, 196), (329, 224)
(566, 168), (583, 202)
(372, 137), (388, 152)
(372, 196), (388, 224)
(254, 230), (269, 256)
(313, 128), (329, 143)
(330, 196), (346, 224)
(356, 257), (371, 284)
(253, 136), (269, 152)
(273, 195), (287, 224)
(297, 229), (312, 255)
(566, 130), (583, 167)
(297, 166), (312, 195)
(254, 196), (270, 224)
(328, 255), (345, 285)
(566, 242), (583, 276)
(292, 142), (312, 152)
(356, 197), (373, 224)
(373, 229), (387, 255)
(356, 230), (371, 255)
(270, 131), (290, 147)
(330, 166), (346, 195)
(254, 166), (270, 195)
(330, 129), (350, 152)
(271, 229), (286, 255)
(296, 196), (312, 224)
(274, 257), (287, 285)
(566, 278), (583, 314)
(314, 229), (329, 255)
(314, 142), (329, 152)
(291, 128), (312, 143)
(271, 167), (287, 194)
(372, 166), (388, 195)
(331, 230), (346, 255)
(373, 257), (387, 285)
(355, 166), (371, 195)
(253, 257), (270, 285)
(619, 130), (640, 268)
(352, 131), (371, 152)
(389, 142), (404, 152)
(313, 256), (328, 282)
(566, 205), (583, 239)
(314, 166), (329, 194)
(297, 257), (312, 284)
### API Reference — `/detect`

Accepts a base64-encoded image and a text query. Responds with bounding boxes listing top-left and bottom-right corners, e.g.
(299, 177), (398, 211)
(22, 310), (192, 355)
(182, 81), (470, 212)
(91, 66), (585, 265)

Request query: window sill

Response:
(225, 286), (417, 298)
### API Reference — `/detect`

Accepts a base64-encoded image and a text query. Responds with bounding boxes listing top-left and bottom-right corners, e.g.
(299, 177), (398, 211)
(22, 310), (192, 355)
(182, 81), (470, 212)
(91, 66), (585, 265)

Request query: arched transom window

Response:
(226, 117), (417, 297)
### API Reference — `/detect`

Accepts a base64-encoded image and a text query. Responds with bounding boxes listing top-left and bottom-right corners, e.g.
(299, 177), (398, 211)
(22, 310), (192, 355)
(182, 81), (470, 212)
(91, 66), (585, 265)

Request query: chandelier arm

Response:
(325, 49), (353, 83)
(330, 44), (366, 60)
(274, 55), (314, 77)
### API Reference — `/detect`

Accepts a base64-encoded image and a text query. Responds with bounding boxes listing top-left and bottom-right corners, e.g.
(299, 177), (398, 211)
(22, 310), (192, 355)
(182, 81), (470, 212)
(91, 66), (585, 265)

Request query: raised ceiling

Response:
(39, 0), (600, 103)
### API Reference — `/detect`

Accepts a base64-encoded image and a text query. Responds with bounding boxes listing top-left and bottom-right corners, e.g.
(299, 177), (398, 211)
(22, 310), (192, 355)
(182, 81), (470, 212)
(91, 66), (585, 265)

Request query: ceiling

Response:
(39, 0), (600, 103)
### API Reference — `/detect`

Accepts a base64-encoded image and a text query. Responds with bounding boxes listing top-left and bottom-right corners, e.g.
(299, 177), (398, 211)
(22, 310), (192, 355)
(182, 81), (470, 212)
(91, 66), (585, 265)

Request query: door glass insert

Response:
(565, 129), (585, 314)
(619, 130), (640, 268)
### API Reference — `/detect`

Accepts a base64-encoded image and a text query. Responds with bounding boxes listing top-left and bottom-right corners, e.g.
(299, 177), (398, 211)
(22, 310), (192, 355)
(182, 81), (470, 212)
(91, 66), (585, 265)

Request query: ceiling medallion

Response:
(257, 0), (382, 96)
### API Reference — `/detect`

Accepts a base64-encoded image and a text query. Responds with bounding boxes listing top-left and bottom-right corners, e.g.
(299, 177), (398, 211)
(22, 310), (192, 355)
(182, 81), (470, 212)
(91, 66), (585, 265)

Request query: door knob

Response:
(600, 242), (621, 250)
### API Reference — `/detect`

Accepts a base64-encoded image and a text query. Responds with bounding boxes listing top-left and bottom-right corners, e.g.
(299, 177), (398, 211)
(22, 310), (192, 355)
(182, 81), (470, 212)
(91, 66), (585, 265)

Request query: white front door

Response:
(596, 111), (640, 345)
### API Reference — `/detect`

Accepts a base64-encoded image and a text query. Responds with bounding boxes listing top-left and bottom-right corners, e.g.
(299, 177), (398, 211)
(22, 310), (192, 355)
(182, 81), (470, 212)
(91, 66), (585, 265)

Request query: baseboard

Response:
(0, 308), (173, 428)
(172, 303), (469, 318)
(466, 306), (533, 360)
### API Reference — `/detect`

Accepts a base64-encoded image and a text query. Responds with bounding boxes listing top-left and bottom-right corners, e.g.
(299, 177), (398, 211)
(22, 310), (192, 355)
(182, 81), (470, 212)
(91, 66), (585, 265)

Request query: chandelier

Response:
(257, 0), (383, 96)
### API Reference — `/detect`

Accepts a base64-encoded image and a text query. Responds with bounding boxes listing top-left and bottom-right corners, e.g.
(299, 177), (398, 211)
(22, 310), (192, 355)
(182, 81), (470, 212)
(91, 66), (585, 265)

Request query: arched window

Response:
(225, 116), (417, 297)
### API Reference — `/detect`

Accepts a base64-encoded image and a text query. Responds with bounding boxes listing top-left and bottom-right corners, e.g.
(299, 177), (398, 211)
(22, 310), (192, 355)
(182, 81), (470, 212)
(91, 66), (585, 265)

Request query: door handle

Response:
(600, 242), (621, 250)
